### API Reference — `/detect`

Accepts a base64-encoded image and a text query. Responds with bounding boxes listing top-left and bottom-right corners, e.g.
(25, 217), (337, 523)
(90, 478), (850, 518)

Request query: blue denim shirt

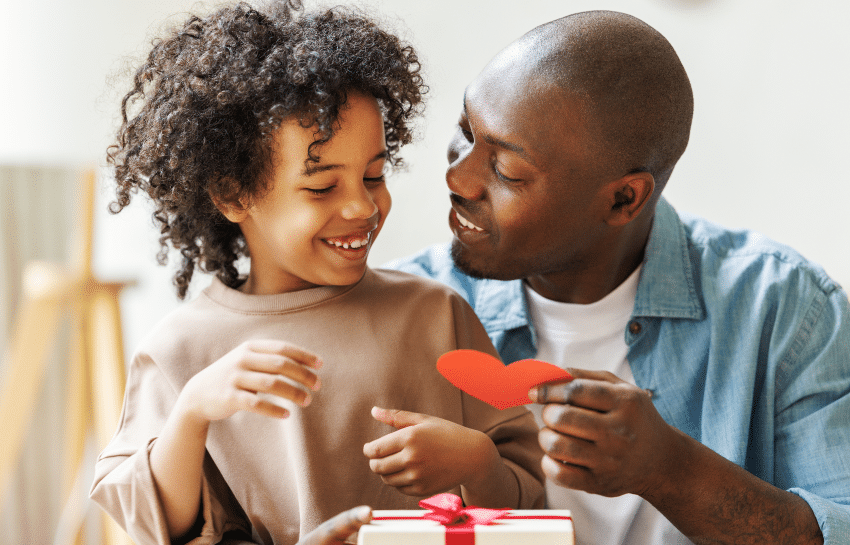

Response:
(387, 198), (850, 543)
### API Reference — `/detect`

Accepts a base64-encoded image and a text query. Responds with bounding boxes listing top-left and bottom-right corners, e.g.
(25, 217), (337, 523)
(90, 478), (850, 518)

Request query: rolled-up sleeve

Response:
(774, 286), (850, 544)
(89, 352), (250, 545)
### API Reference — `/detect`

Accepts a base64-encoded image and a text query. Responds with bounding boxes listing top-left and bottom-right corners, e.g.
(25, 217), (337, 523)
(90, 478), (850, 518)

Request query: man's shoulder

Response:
(678, 211), (841, 297)
(384, 243), (456, 278)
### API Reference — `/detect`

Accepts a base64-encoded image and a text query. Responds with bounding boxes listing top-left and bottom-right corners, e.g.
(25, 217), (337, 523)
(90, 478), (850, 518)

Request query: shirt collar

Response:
(473, 276), (531, 334)
(632, 197), (704, 320)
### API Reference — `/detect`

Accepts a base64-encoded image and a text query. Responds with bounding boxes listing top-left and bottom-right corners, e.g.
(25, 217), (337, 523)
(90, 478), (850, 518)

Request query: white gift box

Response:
(357, 508), (574, 545)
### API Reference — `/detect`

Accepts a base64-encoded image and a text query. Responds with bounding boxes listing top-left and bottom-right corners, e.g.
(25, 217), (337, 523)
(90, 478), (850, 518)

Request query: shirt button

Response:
(629, 321), (642, 335)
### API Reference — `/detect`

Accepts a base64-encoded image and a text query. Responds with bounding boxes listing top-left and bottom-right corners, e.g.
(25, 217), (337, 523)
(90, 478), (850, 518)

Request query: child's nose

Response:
(340, 184), (379, 221)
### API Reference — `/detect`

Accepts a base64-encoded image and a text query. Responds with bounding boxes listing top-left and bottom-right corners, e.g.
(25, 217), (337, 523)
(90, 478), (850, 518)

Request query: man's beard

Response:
(451, 237), (583, 283)
(450, 238), (517, 280)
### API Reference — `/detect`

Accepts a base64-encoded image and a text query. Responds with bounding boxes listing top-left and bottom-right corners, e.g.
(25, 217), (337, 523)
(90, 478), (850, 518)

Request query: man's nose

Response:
(446, 138), (484, 201)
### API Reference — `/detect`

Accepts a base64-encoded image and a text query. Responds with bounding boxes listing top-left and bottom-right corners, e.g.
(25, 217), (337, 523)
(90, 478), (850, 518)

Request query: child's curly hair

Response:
(108, 0), (426, 299)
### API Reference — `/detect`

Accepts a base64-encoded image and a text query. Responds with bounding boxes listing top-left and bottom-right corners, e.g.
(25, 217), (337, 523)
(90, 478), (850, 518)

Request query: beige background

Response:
(1, 0), (849, 542)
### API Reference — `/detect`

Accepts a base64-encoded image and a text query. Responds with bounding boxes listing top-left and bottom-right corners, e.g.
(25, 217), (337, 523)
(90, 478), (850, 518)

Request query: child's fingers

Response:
(368, 451), (408, 476)
(376, 468), (413, 488)
(371, 406), (428, 429)
(363, 431), (406, 459)
(246, 339), (323, 369)
(234, 389), (290, 419)
(235, 370), (313, 407)
(376, 471), (436, 498)
(243, 352), (321, 392)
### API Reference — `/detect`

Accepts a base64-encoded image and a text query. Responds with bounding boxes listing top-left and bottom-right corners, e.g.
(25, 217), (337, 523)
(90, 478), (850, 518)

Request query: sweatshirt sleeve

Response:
(89, 351), (251, 545)
(448, 292), (547, 509)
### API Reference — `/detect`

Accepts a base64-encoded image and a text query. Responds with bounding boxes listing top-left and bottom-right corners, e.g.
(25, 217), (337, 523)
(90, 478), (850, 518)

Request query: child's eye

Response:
(305, 185), (335, 195)
(364, 175), (386, 187)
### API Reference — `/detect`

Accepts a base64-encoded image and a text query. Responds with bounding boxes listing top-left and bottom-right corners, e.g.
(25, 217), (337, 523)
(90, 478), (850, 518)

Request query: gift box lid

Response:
(357, 509), (574, 545)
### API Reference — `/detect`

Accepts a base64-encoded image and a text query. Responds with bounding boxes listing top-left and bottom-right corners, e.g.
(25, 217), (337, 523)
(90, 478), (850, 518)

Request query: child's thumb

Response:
(371, 406), (427, 429)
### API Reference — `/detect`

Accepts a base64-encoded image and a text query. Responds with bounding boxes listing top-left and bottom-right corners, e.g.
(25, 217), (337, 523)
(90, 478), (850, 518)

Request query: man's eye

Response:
(460, 127), (474, 142)
(306, 186), (334, 195)
(494, 165), (520, 183)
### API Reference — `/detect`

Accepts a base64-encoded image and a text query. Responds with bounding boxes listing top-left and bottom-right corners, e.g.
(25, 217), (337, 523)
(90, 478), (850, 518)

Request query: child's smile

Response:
(222, 91), (391, 295)
(321, 228), (374, 254)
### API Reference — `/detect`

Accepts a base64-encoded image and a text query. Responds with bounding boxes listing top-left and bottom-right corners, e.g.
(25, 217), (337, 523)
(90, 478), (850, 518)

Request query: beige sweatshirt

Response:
(90, 268), (545, 545)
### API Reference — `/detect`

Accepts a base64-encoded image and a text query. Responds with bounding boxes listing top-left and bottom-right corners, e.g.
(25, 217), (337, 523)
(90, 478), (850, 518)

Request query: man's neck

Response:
(525, 218), (651, 304)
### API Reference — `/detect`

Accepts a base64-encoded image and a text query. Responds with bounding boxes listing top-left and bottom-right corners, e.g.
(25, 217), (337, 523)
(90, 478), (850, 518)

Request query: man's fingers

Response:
(371, 406), (428, 429)
(540, 455), (593, 492)
(538, 426), (596, 467)
(539, 403), (604, 441)
(297, 506), (372, 545)
(529, 376), (622, 411)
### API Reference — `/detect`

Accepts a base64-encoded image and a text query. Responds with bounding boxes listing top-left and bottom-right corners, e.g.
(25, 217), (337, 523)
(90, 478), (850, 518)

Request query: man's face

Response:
(446, 56), (612, 283)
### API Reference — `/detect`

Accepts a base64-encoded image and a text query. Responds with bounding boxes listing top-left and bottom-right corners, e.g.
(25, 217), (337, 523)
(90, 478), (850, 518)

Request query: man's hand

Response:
(363, 407), (499, 498)
(528, 368), (673, 498)
(529, 368), (823, 545)
(296, 506), (372, 545)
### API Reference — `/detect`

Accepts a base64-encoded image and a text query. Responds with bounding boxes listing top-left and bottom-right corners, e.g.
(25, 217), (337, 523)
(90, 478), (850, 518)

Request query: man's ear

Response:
(209, 189), (250, 224)
(604, 172), (655, 227)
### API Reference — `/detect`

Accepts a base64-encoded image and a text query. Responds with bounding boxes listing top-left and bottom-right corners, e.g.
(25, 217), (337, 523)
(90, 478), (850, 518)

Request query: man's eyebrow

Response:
(302, 150), (388, 176)
(462, 87), (533, 164)
(483, 134), (525, 155)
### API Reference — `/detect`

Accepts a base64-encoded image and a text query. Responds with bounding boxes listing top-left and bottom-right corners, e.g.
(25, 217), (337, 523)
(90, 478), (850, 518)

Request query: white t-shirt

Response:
(524, 266), (692, 545)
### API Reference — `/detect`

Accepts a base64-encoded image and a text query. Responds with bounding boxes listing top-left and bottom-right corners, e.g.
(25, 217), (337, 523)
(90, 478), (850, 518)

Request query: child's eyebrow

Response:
(302, 150), (388, 176)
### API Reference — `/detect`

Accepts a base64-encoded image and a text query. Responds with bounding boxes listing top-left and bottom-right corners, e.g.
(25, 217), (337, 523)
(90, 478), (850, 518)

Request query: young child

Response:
(89, 3), (545, 544)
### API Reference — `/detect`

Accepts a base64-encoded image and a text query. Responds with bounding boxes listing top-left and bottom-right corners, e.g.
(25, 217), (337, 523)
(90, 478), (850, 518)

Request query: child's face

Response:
(235, 92), (391, 294)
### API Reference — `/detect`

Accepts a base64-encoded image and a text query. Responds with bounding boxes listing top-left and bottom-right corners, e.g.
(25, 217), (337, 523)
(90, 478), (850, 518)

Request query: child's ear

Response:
(209, 187), (250, 224)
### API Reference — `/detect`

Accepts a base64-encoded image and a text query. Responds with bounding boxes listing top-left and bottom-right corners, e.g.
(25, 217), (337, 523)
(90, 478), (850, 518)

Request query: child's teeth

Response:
(326, 235), (370, 249)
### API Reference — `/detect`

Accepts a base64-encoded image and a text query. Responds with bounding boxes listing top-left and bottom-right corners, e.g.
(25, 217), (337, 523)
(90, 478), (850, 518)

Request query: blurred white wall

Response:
(2, 0), (849, 375)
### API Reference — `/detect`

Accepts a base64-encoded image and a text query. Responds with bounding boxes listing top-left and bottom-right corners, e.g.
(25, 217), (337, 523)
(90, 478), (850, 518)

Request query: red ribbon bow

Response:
(418, 493), (509, 544)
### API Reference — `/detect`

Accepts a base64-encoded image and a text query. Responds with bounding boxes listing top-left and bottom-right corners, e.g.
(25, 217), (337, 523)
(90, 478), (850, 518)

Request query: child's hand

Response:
(363, 407), (500, 498)
(178, 339), (322, 424)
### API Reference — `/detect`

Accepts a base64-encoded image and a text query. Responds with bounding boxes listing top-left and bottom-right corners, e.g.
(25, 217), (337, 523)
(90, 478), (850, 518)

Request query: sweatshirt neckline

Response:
(202, 271), (364, 314)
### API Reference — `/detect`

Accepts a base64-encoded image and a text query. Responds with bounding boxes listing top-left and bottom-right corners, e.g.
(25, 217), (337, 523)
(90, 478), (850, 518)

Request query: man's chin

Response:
(450, 240), (515, 281)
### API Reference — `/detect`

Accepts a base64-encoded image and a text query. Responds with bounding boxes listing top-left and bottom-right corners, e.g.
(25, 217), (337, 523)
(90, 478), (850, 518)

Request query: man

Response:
(389, 10), (850, 545)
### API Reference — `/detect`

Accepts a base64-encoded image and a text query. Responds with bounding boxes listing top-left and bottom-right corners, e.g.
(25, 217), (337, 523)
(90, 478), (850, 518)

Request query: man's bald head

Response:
(511, 11), (694, 190)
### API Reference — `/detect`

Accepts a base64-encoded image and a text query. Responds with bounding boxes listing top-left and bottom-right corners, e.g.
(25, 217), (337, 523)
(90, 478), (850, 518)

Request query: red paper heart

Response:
(436, 349), (572, 409)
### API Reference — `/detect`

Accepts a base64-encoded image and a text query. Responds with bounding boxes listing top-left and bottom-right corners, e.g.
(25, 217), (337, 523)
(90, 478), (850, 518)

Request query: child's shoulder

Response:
(367, 267), (467, 300)
(133, 284), (223, 360)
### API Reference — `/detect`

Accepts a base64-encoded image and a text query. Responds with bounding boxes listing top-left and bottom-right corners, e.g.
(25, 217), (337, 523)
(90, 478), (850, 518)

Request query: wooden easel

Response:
(0, 169), (134, 545)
